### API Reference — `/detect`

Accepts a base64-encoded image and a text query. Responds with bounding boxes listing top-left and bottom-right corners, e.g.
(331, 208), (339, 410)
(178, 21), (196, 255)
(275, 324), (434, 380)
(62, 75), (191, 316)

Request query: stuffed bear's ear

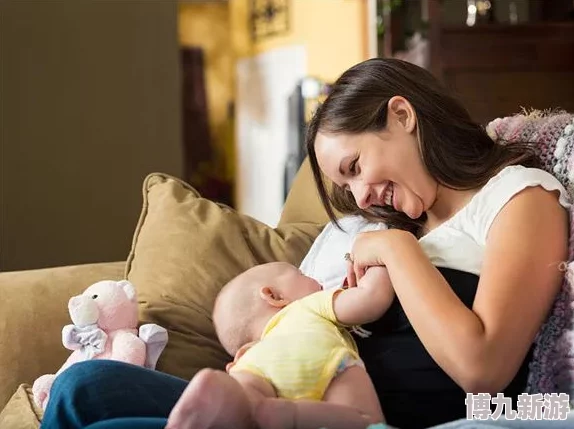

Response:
(117, 280), (137, 302)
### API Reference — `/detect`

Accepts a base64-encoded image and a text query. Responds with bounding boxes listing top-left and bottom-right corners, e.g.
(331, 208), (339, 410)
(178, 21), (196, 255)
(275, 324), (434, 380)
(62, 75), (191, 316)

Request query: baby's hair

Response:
(213, 262), (297, 356)
(213, 271), (263, 356)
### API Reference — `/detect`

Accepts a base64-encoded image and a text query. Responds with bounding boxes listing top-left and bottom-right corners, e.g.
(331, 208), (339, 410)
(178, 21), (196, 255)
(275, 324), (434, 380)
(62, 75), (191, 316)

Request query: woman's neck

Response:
(423, 185), (479, 233)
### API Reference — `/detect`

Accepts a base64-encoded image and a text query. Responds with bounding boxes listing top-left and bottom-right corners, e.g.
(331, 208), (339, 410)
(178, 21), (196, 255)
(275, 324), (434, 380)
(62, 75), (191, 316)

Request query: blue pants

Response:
(41, 360), (182, 429)
(41, 360), (573, 429)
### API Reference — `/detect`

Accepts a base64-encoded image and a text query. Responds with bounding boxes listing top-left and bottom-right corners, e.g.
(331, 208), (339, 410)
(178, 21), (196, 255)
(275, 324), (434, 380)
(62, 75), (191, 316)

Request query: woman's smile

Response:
(382, 182), (394, 207)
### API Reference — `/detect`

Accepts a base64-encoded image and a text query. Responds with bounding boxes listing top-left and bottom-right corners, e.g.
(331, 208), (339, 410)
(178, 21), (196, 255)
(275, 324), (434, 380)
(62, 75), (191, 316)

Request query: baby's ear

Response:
(259, 286), (287, 308)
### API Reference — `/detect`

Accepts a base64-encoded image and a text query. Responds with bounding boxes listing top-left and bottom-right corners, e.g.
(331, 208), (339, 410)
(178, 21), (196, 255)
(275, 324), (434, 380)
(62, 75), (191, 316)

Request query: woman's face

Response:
(314, 97), (438, 220)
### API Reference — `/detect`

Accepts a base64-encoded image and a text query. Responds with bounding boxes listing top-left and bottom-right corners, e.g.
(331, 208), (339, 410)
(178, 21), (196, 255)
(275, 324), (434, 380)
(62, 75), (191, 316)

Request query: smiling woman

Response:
(306, 58), (540, 235)
(314, 113), (434, 220)
(304, 58), (571, 428)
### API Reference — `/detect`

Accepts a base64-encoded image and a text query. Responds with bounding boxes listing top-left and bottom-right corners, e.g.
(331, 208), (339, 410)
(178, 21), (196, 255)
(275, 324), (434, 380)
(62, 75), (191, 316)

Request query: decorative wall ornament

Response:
(250, 0), (290, 41)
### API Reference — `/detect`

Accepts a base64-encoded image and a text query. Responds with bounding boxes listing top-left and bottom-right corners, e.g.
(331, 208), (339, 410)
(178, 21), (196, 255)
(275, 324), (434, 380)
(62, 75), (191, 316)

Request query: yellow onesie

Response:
(229, 288), (362, 400)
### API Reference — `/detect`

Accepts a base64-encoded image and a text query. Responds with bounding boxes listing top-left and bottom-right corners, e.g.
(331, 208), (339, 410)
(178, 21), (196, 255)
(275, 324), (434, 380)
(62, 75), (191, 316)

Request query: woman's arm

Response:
(368, 187), (568, 394)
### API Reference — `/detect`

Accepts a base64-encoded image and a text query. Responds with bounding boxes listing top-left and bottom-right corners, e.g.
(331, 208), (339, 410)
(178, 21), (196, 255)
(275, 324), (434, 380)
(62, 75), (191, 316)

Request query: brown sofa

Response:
(0, 160), (331, 428)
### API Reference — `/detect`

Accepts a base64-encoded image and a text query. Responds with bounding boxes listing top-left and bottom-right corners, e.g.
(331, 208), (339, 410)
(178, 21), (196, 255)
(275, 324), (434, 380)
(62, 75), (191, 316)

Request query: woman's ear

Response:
(388, 96), (416, 134)
(259, 286), (289, 308)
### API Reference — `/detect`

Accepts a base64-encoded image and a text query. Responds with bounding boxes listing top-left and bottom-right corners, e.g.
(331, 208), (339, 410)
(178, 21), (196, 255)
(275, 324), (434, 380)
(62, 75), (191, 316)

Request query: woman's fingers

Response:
(354, 261), (367, 281)
(346, 260), (357, 288)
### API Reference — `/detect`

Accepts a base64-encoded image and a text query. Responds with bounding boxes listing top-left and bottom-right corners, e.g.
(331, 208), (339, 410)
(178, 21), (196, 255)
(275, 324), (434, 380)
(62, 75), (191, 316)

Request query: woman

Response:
(305, 58), (570, 428)
(40, 59), (570, 429)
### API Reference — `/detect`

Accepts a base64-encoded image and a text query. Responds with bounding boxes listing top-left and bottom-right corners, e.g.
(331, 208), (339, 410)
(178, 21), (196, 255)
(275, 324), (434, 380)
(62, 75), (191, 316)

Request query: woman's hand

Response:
(346, 229), (417, 287)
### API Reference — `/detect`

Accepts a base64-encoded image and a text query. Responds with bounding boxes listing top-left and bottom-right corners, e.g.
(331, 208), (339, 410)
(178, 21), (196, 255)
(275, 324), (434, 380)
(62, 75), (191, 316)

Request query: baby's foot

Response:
(166, 368), (255, 429)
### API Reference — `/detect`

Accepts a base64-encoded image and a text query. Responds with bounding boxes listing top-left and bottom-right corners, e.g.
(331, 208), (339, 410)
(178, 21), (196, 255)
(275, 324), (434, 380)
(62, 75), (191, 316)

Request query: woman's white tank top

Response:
(419, 165), (571, 276)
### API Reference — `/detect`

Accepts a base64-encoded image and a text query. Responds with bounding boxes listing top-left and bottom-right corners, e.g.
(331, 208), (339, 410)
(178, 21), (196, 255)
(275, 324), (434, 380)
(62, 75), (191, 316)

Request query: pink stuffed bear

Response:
(32, 280), (168, 410)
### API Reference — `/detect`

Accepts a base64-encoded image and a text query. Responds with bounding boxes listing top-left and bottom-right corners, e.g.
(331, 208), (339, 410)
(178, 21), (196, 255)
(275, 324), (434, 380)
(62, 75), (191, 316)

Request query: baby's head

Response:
(213, 262), (321, 356)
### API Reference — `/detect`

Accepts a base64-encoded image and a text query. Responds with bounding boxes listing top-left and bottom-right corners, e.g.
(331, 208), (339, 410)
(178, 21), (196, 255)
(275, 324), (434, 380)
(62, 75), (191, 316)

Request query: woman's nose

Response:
(351, 183), (372, 209)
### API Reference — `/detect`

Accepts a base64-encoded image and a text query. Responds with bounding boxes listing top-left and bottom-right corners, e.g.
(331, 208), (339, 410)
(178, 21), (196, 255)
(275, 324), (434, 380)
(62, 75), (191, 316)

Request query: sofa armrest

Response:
(0, 261), (125, 410)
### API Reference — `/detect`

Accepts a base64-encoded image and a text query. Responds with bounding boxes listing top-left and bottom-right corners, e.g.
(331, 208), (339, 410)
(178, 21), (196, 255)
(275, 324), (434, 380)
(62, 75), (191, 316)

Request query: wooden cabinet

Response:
(428, 1), (574, 124)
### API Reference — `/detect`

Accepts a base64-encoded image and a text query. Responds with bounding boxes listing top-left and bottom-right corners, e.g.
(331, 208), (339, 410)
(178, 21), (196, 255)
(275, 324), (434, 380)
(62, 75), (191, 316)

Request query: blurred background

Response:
(1, 0), (573, 271)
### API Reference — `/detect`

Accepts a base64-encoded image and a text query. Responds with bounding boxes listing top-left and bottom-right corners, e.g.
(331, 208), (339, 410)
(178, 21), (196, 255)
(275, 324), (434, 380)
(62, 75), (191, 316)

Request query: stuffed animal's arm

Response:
(333, 266), (395, 326)
(62, 324), (83, 351)
(139, 323), (168, 369)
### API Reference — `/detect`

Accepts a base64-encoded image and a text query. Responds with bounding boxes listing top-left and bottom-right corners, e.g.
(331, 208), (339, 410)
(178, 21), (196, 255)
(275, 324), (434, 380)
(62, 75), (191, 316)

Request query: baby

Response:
(166, 261), (394, 429)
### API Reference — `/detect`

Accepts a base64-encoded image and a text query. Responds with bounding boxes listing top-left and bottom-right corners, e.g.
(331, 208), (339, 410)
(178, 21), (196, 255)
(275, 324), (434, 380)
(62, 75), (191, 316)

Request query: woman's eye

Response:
(349, 159), (358, 175)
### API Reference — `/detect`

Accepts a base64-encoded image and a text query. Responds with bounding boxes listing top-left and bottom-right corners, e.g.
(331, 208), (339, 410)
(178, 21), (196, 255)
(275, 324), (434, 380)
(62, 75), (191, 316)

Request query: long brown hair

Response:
(306, 58), (539, 235)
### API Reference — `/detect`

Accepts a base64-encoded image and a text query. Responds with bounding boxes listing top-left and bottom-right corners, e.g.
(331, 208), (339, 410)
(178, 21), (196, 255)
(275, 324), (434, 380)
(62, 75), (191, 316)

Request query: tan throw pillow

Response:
(125, 173), (323, 381)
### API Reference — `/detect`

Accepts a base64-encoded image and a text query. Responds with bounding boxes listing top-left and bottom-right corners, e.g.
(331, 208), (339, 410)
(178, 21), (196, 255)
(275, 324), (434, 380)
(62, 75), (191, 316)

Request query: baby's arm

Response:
(333, 266), (395, 326)
(225, 341), (259, 373)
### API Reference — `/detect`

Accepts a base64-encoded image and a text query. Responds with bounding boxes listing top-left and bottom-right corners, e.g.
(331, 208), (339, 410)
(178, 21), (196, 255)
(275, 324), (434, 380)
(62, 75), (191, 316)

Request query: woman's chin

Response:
(402, 203), (424, 220)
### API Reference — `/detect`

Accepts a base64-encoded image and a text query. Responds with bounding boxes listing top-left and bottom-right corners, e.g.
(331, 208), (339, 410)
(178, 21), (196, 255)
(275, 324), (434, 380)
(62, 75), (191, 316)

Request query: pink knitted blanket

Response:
(486, 110), (574, 400)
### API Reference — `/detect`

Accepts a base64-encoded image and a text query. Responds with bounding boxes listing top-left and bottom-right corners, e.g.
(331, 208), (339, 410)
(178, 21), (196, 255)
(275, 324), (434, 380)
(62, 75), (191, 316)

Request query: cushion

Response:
(486, 110), (574, 195)
(125, 173), (324, 381)
(0, 385), (41, 429)
(279, 158), (332, 227)
(299, 215), (386, 290)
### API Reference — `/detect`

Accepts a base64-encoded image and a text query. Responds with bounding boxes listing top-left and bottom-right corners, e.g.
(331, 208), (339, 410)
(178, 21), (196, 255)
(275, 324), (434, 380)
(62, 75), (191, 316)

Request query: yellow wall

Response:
(179, 3), (235, 180)
(230, 0), (368, 82)
(255, 0), (368, 82)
